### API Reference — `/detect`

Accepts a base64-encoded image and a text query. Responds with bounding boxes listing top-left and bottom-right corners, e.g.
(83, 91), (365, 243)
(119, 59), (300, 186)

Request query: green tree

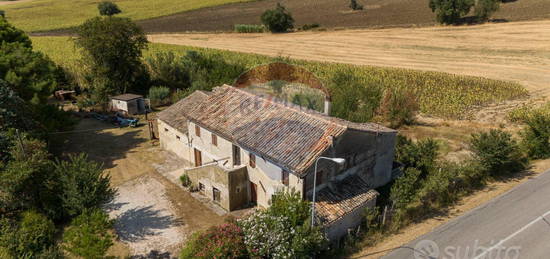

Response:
(53, 154), (115, 219)
(470, 129), (527, 176)
(377, 86), (419, 128)
(429, 0), (475, 24)
(0, 43), (58, 104)
(75, 16), (149, 104)
(521, 112), (550, 159)
(0, 211), (56, 258)
(261, 3), (294, 33)
(349, 0), (363, 10)
(0, 81), (36, 132)
(0, 137), (53, 215)
(15, 211), (56, 258)
(395, 136), (439, 176)
(63, 208), (114, 259)
(390, 168), (422, 210)
(475, 0), (500, 21)
(97, 1), (121, 16)
(0, 17), (31, 48)
(329, 70), (383, 123)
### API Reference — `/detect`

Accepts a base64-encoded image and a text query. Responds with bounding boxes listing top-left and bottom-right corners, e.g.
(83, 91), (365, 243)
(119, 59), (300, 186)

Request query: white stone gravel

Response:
(106, 175), (185, 256)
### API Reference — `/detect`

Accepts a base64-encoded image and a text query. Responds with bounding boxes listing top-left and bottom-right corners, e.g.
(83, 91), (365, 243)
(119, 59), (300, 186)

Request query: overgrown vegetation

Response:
(33, 37), (527, 121)
(75, 15), (149, 105)
(429, 0), (501, 24)
(508, 102), (550, 160)
(261, 3), (295, 33)
(0, 17), (116, 259)
(148, 86), (171, 107)
(352, 128), (528, 254)
(181, 190), (327, 258)
(234, 24), (265, 33)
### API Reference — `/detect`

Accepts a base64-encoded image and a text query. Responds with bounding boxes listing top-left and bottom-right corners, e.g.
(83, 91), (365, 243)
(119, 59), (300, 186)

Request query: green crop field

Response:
(31, 36), (528, 119)
(1, 0), (253, 32)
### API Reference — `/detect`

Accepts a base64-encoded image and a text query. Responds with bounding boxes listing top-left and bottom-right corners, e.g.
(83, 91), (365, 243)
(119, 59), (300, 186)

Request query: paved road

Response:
(383, 170), (550, 259)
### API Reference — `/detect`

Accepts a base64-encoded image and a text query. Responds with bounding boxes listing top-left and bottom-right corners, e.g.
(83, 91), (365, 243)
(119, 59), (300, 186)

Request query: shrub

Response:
(390, 168), (422, 211)
(179, 174), (191, 187)
(234, 24), (265, 33)
(470, 129), (527, 176)
(377, 86), (419, 128)
(53, 153), (116, 219)
(148, 86), (171, 107)
(349, 0), (364, 10)
(475, 0), (500, 21)
(238, 191), (327, 258)
(239, 211), (326, 258)
(268, 190), (310, 228)
(261, 3), (295, 33)
(300, 23), (320, 31)
(330, 69), (383, 123)
(0, 211), (55, 258)
(395, 136), (439, 176)
(429, 0), (475, 24)
(62, 208), (114, 259)
(180, 222), (247, 259)
(0, 11), (4, 18)
(521, 112), (550, 159)
(145, 51), (190, 89)
(97, 1), (121, 16)
(0, 16), (31, 48)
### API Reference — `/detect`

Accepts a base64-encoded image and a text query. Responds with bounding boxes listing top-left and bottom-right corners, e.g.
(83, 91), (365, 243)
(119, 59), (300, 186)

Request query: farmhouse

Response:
(110, 93), (147, 115)
(157, 85), (397, 239)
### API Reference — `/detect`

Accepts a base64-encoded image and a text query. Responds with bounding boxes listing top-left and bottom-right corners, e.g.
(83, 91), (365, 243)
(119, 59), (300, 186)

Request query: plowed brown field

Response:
(138, 0), (550, 33)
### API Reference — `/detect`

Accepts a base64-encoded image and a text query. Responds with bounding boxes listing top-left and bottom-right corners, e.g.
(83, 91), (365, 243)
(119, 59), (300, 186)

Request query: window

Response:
(213, 187), (221, 202)
(164, 128), (168, 132)
(211, 134), (217, 146)
(195, 125), (200, 137)
(176, 135), (180, 140)
(282, 170), (289, 186)
(249, 153), (256, 168)
(199, 182), (205, 194)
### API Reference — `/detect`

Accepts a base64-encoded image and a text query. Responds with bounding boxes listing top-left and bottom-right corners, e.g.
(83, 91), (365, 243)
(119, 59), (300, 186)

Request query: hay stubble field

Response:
(148, 19), (550, 122)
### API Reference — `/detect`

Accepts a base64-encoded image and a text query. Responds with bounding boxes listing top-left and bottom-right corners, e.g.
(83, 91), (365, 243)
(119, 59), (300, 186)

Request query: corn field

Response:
(32, 36), (528, 119)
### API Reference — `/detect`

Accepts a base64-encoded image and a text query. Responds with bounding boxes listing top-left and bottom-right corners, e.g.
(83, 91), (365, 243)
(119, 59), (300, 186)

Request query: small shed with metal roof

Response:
(110, 93), (146, 115)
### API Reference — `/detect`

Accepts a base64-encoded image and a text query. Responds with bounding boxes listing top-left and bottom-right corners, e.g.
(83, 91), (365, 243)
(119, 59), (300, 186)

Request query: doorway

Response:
(250, 182), (257, 204)
(194, 148), (202, 166)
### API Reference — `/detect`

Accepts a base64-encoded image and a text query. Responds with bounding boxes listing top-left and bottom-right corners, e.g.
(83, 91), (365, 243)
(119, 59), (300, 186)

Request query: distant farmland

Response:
(136, 0), (550, 33)
(31, 36), (526, 119)
(0, 0), (255, 32)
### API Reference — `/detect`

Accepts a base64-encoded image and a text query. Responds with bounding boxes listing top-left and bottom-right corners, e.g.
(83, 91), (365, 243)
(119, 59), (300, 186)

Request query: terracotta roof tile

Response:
(315, 174), (379, 225)
(159, 85), (394, 175)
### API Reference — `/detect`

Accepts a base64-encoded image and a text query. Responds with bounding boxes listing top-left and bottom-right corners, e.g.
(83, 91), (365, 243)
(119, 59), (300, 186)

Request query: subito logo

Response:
(414, 239), (440, 259)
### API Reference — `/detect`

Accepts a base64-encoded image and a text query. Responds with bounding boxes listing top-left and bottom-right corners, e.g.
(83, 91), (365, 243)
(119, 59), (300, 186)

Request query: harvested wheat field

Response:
(149, 20), (550, 97)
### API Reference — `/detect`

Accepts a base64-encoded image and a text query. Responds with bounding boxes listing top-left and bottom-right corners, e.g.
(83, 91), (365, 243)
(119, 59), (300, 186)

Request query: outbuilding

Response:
(110, 93), (146, 115)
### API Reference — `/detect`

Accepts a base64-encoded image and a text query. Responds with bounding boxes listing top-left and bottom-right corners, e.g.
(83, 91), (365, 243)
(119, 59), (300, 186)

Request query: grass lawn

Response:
(31, 36), (527, 119)
(1, 0), (254, 32)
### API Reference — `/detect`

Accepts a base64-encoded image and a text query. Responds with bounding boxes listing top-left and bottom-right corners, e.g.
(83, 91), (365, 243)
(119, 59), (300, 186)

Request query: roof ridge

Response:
(219, 84), (348, 130)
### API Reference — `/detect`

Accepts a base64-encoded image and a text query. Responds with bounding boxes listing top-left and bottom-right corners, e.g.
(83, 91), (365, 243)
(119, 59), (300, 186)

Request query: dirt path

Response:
(149, 20), (550, 97)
